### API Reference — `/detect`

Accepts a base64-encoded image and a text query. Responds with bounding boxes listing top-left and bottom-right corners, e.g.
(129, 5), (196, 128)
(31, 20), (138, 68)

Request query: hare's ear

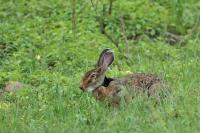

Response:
(97, 48), (114, 71)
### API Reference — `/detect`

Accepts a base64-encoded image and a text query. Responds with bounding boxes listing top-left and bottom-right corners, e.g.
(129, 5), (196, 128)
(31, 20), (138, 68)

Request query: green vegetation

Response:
(0, 0), (200, 132)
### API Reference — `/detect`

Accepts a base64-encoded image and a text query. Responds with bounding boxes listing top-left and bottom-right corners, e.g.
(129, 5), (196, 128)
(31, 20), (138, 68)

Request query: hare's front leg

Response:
(93, 86), (112, 100)
(93, 86), (121, 106)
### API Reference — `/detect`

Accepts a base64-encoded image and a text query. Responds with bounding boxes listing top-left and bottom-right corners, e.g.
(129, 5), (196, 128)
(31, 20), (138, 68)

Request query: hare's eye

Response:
(90, 73), (96, 79)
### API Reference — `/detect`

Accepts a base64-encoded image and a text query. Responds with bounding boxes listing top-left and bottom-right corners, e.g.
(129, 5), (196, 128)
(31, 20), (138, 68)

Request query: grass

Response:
(0, 0), (200, 132)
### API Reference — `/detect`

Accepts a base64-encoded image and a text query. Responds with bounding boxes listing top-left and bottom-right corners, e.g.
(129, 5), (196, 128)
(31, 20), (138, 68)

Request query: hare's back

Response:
(114, 73), (163, 90)
(130, 73), (161, 87)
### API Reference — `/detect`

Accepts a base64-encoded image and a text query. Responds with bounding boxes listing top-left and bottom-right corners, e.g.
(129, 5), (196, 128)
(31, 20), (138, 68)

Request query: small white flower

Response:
(36, 55), (41, 60)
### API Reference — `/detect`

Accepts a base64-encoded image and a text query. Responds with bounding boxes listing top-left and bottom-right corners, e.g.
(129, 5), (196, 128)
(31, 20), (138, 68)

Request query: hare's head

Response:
(80, 49), (114, 92)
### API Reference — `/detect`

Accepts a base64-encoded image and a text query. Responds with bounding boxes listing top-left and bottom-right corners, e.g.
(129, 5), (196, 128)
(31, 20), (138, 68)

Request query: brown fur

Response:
(91, 73), (165, 106)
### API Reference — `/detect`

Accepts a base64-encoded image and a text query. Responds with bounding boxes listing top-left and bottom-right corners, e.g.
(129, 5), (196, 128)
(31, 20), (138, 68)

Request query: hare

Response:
(80, 48), (167, 106)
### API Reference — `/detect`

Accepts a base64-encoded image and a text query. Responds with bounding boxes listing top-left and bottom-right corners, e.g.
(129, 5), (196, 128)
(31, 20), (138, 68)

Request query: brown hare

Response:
(80, 48), (167, 106)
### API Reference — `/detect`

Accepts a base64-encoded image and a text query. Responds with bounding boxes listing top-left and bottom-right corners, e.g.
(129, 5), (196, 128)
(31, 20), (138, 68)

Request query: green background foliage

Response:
(0, 0), (200, 132)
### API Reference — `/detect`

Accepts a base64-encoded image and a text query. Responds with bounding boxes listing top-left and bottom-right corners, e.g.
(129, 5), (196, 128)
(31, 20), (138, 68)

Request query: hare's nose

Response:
(79, 86), (84, 90)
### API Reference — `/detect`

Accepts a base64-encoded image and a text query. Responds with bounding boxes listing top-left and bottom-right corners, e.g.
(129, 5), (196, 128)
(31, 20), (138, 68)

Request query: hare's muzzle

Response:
(79, 82), (86, 91)
(79, 86), (84, 91)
